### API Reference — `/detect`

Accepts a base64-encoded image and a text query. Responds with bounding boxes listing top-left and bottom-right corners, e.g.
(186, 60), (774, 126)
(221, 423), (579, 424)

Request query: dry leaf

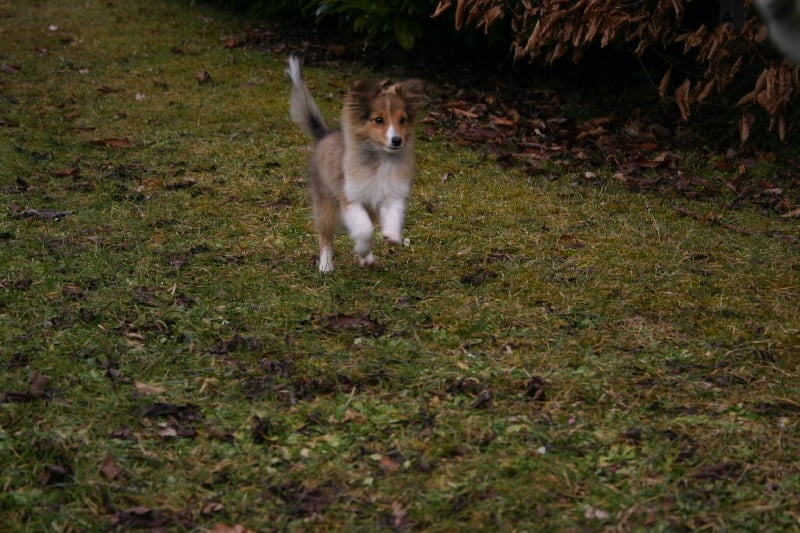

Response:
(479, 5), (505, 33)
(470, 388), (493, 408)
(29, 372), (49, 397)
(39, 464), (69, 486)
(454, 0), (467, 30)
(341, 408), (366, 424)
(201, 502), (224, 515)
(157, 426), (178, 438)
(450, 107), (480, 119)
(320, 313), (383, 335)
(392, 502), (408, 529)
(675, 79), (691, 121)
(559, 234), (587, 249)
(696, 79), (715, 102)
(736, 90), (755, 106)
(658, 68), (671, 100)
(49, 167), (80, 177)
(585, 505), (610, 520)
(739, 110), (756, 144)
(211, 524), (256, 533)
(489, 114), (517, 127)
(134, 381), (165, 396)
(379, 455), (400, 473)
(100, 454), (123, 480)
(431, 0), (451, 19)
(90, 138), (133, 148)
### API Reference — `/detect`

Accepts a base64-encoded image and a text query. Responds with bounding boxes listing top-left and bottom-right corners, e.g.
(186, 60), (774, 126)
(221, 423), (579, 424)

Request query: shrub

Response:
(432, 0), (798, 143)
(314, 0), (428, 50)
(211, 0), (316, 23)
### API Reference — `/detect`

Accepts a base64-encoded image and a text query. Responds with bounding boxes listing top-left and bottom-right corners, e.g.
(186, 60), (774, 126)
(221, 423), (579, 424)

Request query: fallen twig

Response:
(16, 209), (73, 220)
(673, 205), (799, 243)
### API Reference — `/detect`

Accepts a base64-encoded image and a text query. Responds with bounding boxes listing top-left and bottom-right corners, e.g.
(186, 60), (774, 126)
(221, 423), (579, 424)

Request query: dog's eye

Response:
(399, 117), (407, 125)
(373, 117), (384, 124)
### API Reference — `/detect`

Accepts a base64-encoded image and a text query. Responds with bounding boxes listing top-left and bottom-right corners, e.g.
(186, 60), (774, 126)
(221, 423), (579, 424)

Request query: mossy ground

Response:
(1, 0), (799, 530)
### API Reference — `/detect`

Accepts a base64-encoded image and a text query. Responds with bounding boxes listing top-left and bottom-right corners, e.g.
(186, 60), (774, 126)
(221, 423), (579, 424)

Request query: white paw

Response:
(318, 245), (334, 273)
(382, 233), (402, 245)
(359, 252), (376, 268)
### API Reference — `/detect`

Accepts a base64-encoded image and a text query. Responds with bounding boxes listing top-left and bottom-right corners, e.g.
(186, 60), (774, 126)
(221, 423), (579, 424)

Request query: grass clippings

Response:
(1, 0), (799, 530)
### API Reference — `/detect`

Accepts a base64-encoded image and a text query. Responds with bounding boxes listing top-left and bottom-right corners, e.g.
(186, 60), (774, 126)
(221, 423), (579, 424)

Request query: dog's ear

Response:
(350, 79), (382, 95)
(346, 80), (382, 120)
(396, 79), (427, 119)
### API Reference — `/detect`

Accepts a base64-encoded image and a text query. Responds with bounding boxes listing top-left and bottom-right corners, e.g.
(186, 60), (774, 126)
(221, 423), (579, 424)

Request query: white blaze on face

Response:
(386, 123), (399, 147)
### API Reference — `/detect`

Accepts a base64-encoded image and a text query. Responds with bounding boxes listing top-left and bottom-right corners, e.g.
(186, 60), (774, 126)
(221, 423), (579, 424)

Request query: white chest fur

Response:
(344, 158), (412, 209)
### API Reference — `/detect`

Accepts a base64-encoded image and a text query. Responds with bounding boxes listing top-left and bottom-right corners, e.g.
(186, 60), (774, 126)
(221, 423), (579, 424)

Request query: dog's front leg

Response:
(379, 197), (406, 244)
(342, 202), (376, 267)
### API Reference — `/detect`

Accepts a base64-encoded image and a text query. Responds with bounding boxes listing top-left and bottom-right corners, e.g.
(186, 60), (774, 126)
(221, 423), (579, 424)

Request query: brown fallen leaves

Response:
(1, 372), (51, 403)
(89, 137), (133, 148)
(107, 506), (196, 530)
(100, 453), (123, 480)
(134, 381), (165, 396)
(211, 525), (257, 533)
(428, 77), (800, 217)
(39, 463), (71, 486)
(136, 402), (203, 439)
(434, 84), (680, 181)
(318, 312), (385, 337)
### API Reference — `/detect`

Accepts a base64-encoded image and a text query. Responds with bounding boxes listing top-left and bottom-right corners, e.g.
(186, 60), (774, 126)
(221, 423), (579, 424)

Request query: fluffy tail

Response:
(286, 56), (328, 141)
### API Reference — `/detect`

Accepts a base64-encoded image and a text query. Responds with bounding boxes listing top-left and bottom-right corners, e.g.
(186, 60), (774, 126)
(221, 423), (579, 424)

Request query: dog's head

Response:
(344, 78), (427, 152)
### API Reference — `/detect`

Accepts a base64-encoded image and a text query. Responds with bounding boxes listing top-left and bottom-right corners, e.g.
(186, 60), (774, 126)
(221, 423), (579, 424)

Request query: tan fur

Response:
(308, 131), (345, 259)
(287, 56), (426, 272)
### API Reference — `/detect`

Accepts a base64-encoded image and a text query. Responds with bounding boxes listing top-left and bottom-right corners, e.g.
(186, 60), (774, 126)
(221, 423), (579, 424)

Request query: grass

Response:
(2, 0), (800, 530)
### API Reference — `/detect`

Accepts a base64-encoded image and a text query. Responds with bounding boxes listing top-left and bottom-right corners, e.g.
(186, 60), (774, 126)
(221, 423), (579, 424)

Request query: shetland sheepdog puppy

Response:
(286, 55), (426, 272)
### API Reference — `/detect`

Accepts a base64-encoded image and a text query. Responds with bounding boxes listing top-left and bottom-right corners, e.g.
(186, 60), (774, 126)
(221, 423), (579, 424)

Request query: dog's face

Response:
(345, 79), (426, 153)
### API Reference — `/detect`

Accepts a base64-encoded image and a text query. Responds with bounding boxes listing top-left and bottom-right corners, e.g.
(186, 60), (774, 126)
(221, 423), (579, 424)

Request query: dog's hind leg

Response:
(313, 194), (338, 273)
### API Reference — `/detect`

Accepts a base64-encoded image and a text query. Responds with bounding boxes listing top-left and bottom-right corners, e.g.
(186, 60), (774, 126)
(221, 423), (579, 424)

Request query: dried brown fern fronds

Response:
(432, 0), (799, 143)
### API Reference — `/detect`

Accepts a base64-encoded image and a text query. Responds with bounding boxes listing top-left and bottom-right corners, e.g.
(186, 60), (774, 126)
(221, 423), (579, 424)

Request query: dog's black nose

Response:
(391, 136), (402, 147)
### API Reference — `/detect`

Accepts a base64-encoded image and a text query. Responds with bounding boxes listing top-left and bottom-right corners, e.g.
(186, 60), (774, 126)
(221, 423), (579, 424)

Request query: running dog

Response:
(286, 56), (426, 272)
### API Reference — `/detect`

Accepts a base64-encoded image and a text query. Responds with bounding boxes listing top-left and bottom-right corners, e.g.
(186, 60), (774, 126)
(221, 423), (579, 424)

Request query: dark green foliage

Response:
(205, 0), (317, 23)
(201, 0), (467, 53)
(314, 0), (427, 50)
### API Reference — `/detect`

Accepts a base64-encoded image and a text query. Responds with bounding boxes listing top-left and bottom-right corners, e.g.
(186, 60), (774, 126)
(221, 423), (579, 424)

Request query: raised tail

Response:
(286, 56), (328, 141)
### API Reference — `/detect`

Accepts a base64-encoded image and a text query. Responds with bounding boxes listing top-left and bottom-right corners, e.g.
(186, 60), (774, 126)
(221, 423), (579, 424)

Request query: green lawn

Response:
(1, 0), (799, 530)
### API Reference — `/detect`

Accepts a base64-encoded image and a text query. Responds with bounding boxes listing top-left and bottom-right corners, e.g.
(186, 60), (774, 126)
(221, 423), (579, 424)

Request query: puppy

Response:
(286, 56), (426, 272)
